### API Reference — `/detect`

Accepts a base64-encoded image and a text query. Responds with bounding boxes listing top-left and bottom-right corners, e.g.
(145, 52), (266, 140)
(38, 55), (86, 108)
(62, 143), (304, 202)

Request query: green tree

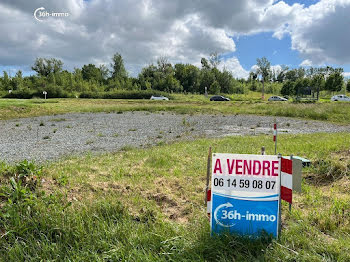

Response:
(347, 80), (350, 92)
(281, 81), (295, 96)
(174, 64), (200, 93)
(81, 64), (103, 83)
(111, 53), (127, 79)
(325, 72), (344, 92)
(209, 80), (221, 94)
(285, 69), (298, 82)
(12, 70), (24, 90)
(311, 74), (325, 91)
(200, 69), (215, 94)
(217, 70), (234, 94)
(201, 58), (211, 70)
(47, 72), (56, 85)
(99, 64), (109, 81)
(2, 71), (10, 90)
(31, 58), (63, 76)
(256, 57), (271, 99)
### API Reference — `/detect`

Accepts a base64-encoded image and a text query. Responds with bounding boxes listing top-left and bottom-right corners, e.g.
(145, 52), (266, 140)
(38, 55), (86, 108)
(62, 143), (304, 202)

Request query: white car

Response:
(331, 94), (350, 102)
(268, 96), (288, 101)
(150, 95), (169, 101)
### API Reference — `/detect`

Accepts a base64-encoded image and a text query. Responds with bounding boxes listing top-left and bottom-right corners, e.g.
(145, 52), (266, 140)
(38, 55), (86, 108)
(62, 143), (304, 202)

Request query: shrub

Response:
(2, 85), (74, 99)
(79, 90), (172, 100)
(3, 89), (36, 99)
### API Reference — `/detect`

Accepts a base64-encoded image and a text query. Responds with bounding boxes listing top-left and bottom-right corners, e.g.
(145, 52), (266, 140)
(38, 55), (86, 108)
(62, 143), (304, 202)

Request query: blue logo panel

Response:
(211, 193), (279, 238)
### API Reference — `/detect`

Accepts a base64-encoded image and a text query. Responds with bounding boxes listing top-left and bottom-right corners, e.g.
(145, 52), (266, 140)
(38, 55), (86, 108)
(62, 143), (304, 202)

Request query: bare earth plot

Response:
(0, 111), (349, 162)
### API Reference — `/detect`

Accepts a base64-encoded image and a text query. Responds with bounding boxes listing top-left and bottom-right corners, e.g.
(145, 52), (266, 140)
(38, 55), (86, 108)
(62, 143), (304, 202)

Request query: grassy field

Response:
(0, 132), (349, 261)
(1, 93), (350, 123)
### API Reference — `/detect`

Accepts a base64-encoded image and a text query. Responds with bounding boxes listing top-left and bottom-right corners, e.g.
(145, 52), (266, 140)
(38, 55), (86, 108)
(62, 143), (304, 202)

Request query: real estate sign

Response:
(210, 154), (280, 238)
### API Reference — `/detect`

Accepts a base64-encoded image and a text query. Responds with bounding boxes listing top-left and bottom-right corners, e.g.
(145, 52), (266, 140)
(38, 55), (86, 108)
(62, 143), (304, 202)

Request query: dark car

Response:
(210, 95), (230, 101)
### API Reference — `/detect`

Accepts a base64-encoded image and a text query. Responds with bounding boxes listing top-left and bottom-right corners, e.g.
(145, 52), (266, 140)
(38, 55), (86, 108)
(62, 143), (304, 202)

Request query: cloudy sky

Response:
(1, 0), (350, 78)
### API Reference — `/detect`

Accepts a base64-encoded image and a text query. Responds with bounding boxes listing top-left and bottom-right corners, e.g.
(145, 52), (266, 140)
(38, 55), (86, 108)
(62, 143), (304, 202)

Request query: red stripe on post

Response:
(207, 189), (211, 202)
(207, 189), (211, 218)
(281, 186), (292, 203)
(273, 136), (276, 142)
(274, 123), (277, 129)
(281, 158), (292, 174)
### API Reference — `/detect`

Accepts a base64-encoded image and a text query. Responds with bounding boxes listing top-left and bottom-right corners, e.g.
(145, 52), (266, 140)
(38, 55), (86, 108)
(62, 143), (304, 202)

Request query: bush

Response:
(3, 85), (74, 99)
(80, 90), (172, 99)
(3, 89), (36, 99)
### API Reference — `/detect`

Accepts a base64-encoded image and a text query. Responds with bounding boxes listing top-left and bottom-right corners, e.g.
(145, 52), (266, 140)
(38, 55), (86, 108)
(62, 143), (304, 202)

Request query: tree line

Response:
(0, 53), (348, 99)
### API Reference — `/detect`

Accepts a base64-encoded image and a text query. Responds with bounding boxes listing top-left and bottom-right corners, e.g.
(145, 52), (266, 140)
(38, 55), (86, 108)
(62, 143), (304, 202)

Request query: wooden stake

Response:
(205, 147), (212, 205)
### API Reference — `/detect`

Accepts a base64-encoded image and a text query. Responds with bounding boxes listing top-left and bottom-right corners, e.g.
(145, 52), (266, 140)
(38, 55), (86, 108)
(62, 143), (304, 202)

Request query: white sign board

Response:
(211, 153), (280, 238)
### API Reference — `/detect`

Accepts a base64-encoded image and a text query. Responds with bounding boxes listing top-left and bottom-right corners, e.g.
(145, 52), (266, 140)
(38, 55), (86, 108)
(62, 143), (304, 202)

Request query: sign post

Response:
(210, 153), (281, 238)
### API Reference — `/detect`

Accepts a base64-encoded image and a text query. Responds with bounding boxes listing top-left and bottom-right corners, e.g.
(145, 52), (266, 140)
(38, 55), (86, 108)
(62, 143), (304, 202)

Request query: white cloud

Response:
(276, 0), (350, 65)
(300, 59), (313, 66)
(219, 57), (249, 79)
(0, 0), (308, 74)
(0, 0), (350, 75)
(343, 72), (350, 78)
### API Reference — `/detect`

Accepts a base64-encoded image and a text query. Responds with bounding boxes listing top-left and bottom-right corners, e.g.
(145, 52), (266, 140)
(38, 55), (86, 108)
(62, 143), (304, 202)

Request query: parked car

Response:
(268, 96), (288, 101)
(210, 95), (230, 101)
(150, 95), (169, 101)
(331, 94), (350, 102)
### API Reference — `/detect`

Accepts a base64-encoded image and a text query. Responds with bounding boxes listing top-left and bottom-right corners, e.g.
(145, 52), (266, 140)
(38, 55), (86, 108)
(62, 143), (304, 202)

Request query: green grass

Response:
(0, 133), (349, 261)
(1, 94), (350, 124)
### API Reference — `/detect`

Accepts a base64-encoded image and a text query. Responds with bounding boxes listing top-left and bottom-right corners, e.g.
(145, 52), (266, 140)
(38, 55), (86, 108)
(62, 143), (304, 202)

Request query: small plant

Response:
(157, 141), (165, 146)
(39, 121), (45, 126)
(128, 128), (137, 132)
(65, 125), (72, 128)
(113, 133), (119, 137)
(43, 135), (50, 139)
(86, 139), (94, 145)
(15, 123), (20, 127)
(53, 128), (58, 133)
(182, 117), (190, 127)
(27, 125), (32, 130)
(156, 135), (163, 139)
(120, 145), (134, 151)
(2, 177), (32, 203)
(286, 123), (290, 127)
(97, 132), (105, 137)
(54, 174), (69, 186)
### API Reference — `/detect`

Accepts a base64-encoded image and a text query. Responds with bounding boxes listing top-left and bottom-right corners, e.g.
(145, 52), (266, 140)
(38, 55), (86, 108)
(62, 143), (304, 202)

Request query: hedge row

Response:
(3, 87), (73, 99)
(79, 90), (172, 99)
(1, 88), (172, 100)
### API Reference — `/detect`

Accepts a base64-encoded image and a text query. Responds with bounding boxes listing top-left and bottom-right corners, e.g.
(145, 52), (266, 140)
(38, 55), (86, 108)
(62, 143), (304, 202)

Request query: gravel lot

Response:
(0, 112), (349, 162)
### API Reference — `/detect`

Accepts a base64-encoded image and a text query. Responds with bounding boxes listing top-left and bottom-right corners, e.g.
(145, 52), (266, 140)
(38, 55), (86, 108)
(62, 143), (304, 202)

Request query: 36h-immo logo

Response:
(34, 7), (69, 21)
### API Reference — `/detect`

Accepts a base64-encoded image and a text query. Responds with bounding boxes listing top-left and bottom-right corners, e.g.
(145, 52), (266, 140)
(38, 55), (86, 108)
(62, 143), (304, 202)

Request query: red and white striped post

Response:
(273, 122), (277, 155)
(281, 157), (293, 210)
(207, 189), (211, 219)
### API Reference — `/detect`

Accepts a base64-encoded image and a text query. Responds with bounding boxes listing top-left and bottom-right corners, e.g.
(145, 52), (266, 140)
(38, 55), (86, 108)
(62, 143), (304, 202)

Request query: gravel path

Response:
(0, 112), (349, 162)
